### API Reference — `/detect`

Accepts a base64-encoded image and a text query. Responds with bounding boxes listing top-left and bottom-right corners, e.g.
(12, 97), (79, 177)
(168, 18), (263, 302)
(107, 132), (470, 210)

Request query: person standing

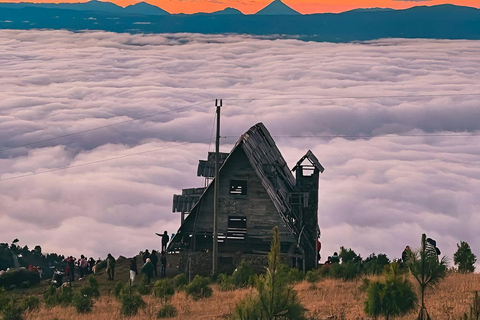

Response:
(160, 251), (167, 278)
(141, 258), (154, 283)
(129, 256), (138, 285)
(67, 256), (75, 282)
(150, 250), (159, 277)
(79, 255), (88, 278)
(142, 249), (150, 264)
(106, 253), (116, 281)
(156, 231), (170, 252)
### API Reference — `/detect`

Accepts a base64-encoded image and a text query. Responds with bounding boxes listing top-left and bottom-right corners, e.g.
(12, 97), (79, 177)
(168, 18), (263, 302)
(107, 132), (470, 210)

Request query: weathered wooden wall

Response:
(191, 147), (296, 254)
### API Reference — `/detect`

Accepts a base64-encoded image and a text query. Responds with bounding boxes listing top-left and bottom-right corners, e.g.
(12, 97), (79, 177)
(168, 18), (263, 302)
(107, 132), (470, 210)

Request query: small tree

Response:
(454, 241), (476, 274)
(364, 262), (417, 320)
(116, 282), (146, 317)
(154, 279), (177, 318)
(233, 226), (306, 320)
(408, 234), (447, 320)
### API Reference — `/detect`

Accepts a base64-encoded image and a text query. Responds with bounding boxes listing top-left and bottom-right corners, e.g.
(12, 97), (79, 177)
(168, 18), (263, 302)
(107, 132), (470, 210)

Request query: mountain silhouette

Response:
(211, 7), (243, 15)
(255, 0), (300, 15)
(0, 3), (479, 42)
(124, 1), (169, 15)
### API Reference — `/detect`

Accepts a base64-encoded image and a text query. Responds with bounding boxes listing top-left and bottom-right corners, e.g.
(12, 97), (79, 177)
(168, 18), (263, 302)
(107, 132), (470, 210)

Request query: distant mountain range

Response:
(0, 0), (300, 15)
(1, 1), (479, 42)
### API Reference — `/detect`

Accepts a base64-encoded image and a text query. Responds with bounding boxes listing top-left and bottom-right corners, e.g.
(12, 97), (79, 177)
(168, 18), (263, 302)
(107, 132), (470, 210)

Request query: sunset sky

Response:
(4, 0), (480, 14)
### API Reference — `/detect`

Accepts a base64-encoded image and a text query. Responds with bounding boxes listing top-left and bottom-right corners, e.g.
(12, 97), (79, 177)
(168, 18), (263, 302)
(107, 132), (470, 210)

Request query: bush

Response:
(329, 262), (361, 281)
(0, 270), (40, 289)
(364, 262), (416, 320)
(280, 265), (304, 283)
(20, 296), (39, 312)
(216, 273), (235, 291)
(233, 227), (306, 320)
(0, 288), (10, 311)
(157, 304), (178, 318)
(154, 279), (175, 302)
(79, 276), (100, 299)
(363, 253), (390, 276)
(43, 285), (73, 308)
(2, 300), (23, 320)
(185, 275), (212, 300)
(137, 275), (152, 295)
(114, 281), (124, 299)
(117, 284), (146, 317)
(172, 273), (188, 291)
(231, 261), (255, 288)
(72, 293), (94, 313)
(305, 266), (329, 283)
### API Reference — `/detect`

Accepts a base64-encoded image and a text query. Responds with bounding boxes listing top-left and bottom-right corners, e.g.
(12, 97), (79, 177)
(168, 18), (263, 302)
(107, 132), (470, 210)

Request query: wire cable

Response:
(0, 100), (212, 153)
(0, 138), (212, 183)
(222, 92), (480, 101)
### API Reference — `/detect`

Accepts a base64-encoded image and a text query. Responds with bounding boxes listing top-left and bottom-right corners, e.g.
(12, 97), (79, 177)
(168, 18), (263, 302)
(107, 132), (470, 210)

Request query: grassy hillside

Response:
(12, 269), (480, 319)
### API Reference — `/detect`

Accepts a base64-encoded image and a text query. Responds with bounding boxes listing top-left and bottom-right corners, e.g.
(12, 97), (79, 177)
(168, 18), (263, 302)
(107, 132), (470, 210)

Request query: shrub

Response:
(44, 285), (73, 308)
(118, 284), (146, 317)
(280, 265), (304, 283)
(137, 275), (152, 295)
(233, 227), (306, 320)
(2, 300), (23, 320)
(0, 270), (40, 289)
(216, 273), (235, 291)
(231, 261), (255, 288)
(185, 275), (212, 300)
(172, 273), (188, 291)
(72, 293), (94, 313)
(20, 296), (39, 312)
(364, 262), (416, 320)
(114, 281), (124, 299)
(0, 288), (10, 311)
(363, 253), (390, 276)
(157, 304), (178, 318)
(154, 279), (175, 303)
(329, 262), (360, 281)
(79, 276), (100, 299)
(306, 265), (329, 283)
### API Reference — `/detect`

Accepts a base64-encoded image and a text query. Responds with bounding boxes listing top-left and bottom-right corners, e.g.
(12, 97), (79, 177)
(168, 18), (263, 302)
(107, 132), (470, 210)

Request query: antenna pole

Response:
(213, 99), (222, 274)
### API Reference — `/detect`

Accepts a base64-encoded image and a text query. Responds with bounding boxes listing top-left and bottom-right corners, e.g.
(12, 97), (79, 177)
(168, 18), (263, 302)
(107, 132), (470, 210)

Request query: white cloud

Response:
(0, 30), (479, 267)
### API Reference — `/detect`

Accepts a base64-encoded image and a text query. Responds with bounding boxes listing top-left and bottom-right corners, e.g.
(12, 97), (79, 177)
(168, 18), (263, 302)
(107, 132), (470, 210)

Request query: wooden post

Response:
(212, 99), (222, 274)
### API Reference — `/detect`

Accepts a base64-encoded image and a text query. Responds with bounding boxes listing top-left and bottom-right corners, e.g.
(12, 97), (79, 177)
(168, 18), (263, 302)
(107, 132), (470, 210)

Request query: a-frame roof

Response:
(170, 122), (299, 247)
(292, 150), (325, 173)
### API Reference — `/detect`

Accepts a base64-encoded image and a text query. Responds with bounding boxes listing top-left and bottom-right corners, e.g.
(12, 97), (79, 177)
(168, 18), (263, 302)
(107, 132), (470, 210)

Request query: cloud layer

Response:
(1, 30), (479, 266)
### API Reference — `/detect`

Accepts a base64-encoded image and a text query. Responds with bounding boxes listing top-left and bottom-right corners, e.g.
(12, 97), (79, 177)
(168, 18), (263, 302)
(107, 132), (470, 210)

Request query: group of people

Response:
(129, 230), (171, 284)
(129, 249), (168, 285)
(323, 252), (340, 266)
(64, 255), (100, 282)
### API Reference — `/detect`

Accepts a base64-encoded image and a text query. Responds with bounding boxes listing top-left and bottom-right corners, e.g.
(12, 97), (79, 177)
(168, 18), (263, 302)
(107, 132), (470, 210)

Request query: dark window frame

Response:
(230, 179), (247, 195)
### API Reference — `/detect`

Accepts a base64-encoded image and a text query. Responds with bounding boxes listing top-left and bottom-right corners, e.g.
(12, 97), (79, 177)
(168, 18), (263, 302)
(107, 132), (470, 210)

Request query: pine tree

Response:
(408, 234), (447, 320)
(454, 241), (477, 274)
(233, 226), (306, 320)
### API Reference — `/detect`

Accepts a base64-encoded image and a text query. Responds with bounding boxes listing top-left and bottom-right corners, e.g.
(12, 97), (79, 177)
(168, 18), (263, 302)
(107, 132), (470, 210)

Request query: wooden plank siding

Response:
(186, 146), (296, 254)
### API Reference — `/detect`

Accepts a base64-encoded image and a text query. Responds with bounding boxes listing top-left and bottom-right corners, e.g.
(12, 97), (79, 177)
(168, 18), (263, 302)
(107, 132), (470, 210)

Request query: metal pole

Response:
(212, 99), (222, 274)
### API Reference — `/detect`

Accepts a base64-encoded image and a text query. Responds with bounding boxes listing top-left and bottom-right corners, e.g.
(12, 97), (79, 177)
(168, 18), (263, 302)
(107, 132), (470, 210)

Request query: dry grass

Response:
(23, 273), (480, 320)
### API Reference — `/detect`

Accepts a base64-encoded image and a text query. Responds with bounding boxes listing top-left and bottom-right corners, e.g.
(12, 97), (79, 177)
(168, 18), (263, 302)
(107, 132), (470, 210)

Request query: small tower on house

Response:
(292, 150), (324, 271)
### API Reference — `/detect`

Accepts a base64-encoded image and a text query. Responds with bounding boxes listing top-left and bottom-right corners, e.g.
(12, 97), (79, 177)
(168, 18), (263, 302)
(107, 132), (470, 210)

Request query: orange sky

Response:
(7, 0), (480, 14)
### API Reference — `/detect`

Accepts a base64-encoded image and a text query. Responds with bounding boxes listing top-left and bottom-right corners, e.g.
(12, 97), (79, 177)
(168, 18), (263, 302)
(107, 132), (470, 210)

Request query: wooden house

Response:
(169, 123), (324, 275)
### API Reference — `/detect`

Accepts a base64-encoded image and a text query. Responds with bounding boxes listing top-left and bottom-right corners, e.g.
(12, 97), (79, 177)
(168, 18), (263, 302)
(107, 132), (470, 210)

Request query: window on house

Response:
(230, 180), (247, 195)
(227, 216), (247, 241)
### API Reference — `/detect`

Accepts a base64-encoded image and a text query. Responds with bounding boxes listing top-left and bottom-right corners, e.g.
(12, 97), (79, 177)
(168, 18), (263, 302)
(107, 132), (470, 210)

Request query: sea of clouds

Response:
(0, 30), (479, 266)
